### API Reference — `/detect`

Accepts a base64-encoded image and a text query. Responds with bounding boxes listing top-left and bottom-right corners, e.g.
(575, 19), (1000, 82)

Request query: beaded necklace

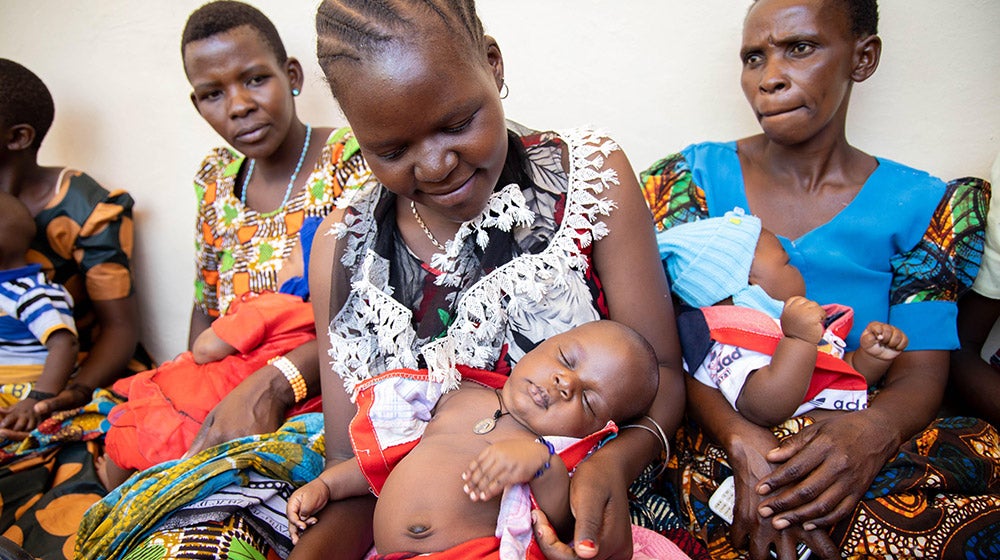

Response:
(239, 123), (312, 217)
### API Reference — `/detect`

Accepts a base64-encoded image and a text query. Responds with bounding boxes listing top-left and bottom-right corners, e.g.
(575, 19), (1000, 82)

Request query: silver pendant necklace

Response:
(473, 389), (510, 435)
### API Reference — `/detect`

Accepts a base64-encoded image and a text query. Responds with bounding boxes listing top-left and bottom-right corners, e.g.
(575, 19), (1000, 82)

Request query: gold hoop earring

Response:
(499, 80), (509, 100)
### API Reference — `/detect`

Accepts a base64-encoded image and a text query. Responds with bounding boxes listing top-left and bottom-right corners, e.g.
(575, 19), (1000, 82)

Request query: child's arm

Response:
(0, 329), (78, 434)
(286, 459), (371, 544)
(191, 326), (238, 364)
(736, 296), (825, 427)
(846, 322), (909, 385)
(462, 438), (573, 538)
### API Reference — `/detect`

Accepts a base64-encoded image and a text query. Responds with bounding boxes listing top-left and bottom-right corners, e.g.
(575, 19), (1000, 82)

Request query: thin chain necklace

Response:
(473, 389), (511, 434)
(410, 199), (447, 252)
(240, 123), (312, 216)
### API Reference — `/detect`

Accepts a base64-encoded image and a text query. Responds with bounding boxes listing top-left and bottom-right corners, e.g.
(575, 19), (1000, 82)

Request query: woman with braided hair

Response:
(77, 1), (692, 559)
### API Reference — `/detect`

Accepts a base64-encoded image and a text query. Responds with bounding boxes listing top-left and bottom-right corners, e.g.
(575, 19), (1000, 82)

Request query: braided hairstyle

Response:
(182, 1), (288, 65)
(0, 59), (55, 151)
(315, 0), (485, 99)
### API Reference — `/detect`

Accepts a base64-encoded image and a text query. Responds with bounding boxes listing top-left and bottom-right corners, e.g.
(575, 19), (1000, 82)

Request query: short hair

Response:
(749, 0), (878, 37)
(0, 59), (55, 151)
(315, 0), (485, 97)
(0, 192), (37, 258)
(182, 1), (288, 64)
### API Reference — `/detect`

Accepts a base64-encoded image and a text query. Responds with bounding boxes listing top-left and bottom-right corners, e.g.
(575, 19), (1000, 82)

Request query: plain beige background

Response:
(1, 0), (998, 361)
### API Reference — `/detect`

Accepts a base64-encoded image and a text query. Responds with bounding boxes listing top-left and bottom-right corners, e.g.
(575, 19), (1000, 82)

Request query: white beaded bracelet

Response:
(268, 355), (308, 403)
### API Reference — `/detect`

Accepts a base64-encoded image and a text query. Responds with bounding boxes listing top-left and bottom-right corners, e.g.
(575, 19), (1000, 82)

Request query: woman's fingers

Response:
(532, 509), (580, 559)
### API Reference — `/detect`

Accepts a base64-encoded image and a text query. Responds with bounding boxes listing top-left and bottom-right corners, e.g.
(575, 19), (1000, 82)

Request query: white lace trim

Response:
(328, 127), (619, 397)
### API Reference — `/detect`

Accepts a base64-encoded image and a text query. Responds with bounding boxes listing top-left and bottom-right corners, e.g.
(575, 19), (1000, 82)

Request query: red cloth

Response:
(106, 292), (316, 470)
(699, 303), (868, 405)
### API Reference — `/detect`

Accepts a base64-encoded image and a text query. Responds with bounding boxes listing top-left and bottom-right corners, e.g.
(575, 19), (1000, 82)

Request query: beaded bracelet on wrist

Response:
(268, 355), (308, 403)
(534, 436), (556, 479)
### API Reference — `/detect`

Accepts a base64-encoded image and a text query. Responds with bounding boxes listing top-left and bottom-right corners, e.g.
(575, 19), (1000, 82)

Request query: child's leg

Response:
(288, 495), (376, 559)
(94, 453), (136, 491)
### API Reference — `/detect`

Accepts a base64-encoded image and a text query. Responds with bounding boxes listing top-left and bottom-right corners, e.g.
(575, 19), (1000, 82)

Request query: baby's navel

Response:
(407, 524), (432, 537)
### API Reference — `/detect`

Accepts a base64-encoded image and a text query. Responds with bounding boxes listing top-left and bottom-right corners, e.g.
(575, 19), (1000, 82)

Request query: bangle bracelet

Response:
(622, 417), (671, 459)
(534, 437), (556, 479)
(642, 415), (670, 458)
(26, 390), (56, 401)
(269, 355), (307, 403)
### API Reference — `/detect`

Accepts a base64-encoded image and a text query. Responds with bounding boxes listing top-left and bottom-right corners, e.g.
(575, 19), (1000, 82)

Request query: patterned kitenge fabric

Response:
(27, 170), (137, 354)
(670, 415), (1000, 559)
(0, 389), (122, 557)
(641, 143), (996, 558)
(193, 127), (370, 317)
(76, 414), (325, 560)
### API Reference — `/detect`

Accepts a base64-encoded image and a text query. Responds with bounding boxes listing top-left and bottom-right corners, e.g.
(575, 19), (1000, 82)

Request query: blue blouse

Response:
(642, 141), (986, 351)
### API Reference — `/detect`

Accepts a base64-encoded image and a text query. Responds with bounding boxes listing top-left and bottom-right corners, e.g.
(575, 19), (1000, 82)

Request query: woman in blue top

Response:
(642, 0), (996, 558)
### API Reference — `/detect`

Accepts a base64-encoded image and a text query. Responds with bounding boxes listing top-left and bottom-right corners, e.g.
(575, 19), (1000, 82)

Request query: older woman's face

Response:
(740, 0), (858, 146)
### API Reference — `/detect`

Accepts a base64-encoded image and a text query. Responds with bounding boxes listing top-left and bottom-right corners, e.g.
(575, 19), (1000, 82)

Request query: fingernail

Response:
(804, 522), (816, 531)
(479, 491), (487, 500)
(759, 506), (773, 517)
(463, 484), (469, 494)
(757, 483), (771, 494)
(773, 518), (790, 530)
(578, 539), (596, 550)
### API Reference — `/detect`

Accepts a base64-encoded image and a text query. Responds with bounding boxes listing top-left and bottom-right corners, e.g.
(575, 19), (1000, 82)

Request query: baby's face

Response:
(748, 230), (805, 301)
(501, 322), (646, 438)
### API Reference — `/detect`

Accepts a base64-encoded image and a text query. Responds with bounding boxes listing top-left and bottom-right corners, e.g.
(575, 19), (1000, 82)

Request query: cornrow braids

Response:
(316, 0), (485, 91)
(182, 1), (288, 64)
(0, 59), (55, 151)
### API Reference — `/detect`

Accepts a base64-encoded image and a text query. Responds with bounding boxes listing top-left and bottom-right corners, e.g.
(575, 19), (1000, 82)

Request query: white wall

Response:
(1, 1), (998, 361)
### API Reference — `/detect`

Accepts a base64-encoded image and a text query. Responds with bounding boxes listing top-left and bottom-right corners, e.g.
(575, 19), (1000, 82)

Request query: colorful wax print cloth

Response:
(667, 415), (1000, 559)
(27, 170), (136, 351)
(0, 389), (122, 558)
(193, 127), (370, 317)
(641, 142), (987, 351)
(76, 413), (325, 560)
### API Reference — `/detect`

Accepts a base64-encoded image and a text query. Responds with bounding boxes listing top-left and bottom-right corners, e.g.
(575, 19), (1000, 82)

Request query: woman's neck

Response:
(251, 119), (309, 184)
(740, 133), (874, 194)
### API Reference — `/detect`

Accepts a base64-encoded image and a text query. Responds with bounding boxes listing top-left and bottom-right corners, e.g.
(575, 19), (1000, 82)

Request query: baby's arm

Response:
(846, 321), (909, 385)
(191, 326), (238, 364)
(0, 329), (78, 434)
(462, 438), (572, 537)
(736, 296), (825, 427)
(287, 459), (371, 544)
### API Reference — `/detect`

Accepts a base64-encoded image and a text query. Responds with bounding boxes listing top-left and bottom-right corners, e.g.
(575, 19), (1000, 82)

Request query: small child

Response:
(658, 209), (908, 427)
(286, 320), (684, 559)
(0, 192), (79, 434)
(99, 217), (323, 488)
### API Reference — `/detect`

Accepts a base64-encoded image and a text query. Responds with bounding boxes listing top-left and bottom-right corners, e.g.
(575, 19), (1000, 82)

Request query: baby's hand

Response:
(0, 398), (44, 438)
(780, 296), (826, 344)
(462, 439), (550, 502)
(859, 322), (908, 361)
(286, 479), (330, 544)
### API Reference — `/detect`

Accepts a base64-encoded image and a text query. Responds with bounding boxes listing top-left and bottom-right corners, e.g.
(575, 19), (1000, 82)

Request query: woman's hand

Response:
(726, 430), (839, 559)
(755, 411), (897, 532)
(532, 450), (632, 560)
(186, 365), (292, 456)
